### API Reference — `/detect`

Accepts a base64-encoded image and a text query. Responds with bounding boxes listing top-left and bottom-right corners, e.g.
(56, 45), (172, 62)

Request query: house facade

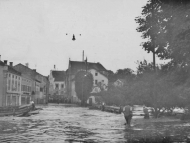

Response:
(48, 70), (66, 101)
(0, 61), (22, 106)
(21, 74), (33, 105)
(113, 79), (126, 87)
(66, 60), (108, 103)
(14, 63), (49, 104)
(0, 60), (6, 106)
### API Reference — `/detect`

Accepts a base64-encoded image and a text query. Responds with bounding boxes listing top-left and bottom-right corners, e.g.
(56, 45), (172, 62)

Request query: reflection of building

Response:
(48, 70), (66, 100)
(66, 59), (108, 102)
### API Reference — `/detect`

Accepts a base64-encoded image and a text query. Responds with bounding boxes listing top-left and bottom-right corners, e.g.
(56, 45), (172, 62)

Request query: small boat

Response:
(0, 104), (32, 117)
(28, 109), (41, 115)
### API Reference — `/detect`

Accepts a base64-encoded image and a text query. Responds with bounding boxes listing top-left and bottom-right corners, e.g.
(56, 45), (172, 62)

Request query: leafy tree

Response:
(107, 70), (116, 82)
(75, 71), (93, 106)
(136, 0), (190, 66)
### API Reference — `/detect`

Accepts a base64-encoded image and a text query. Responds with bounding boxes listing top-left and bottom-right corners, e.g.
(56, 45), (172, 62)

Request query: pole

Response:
(82, 78), (83, 106)
(152, 0), (156, 71)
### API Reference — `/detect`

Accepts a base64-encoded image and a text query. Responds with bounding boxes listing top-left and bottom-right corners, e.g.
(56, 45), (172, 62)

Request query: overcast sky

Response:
(0, 0), (165, 76)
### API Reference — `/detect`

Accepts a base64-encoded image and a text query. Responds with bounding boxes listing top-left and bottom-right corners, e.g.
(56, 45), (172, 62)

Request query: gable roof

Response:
(116, 79), (126, 83)
(8, 66), (21, 75)
(69, 61), (107, 74)
(14, 63), (47, 79)
(52, 70), (65, 81)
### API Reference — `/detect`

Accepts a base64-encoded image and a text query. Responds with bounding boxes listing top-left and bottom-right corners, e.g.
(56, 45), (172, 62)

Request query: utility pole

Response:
(152, 0), (156, 71)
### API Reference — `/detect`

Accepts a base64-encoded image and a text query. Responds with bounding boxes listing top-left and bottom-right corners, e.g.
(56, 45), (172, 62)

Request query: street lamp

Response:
(66, 33), (81, 41)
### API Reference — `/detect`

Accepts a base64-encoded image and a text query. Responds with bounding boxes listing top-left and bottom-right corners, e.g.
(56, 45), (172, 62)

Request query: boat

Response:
(0, 104), (32, 117)
(89, 104), (122, 114)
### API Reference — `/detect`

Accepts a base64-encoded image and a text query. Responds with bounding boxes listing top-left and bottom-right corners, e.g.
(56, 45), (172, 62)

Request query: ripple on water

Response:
(0, 104), (190, 142)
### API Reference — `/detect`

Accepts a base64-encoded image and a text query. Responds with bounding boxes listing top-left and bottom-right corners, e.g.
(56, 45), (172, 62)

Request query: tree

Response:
(136, 0), (190, 66)
(75, 71), (93, 106)
(115, 68), (135, 81)
(107, 70), (116, 82)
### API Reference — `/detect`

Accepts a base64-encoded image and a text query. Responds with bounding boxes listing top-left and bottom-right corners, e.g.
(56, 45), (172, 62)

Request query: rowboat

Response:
(0, 104), (32, 117)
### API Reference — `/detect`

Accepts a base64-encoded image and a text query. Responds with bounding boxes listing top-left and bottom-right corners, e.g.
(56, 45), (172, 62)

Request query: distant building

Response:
(0, 60), (5, 106)
(14, 63), (49, 104)
(113, 79), (126, 87)
(48, 70), (66, 101)
(21, 74), (33, 105)
(66, 59), (108, 102)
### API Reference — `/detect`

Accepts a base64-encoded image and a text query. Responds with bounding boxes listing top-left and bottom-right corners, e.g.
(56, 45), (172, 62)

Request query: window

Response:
(95, 80), (98, 84)
(61, 84), (64, 88)
(18, 81), (20, 91)
(8, 79), (11, 90)
(15, 81), (17, 91)
(95, 73), (98, 76)
(9, 74), (11, 77)
(12, 75), (14, 78)
(16, 76), (17, 79)
(55, 84), (59, 89)
(12, 79), (14, 91)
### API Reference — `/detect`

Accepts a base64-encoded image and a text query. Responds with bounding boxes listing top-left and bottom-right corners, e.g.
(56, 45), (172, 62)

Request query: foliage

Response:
(99, 60), (190, 118)
(136, 0), (190, 65)
(75, 71), (93, 105)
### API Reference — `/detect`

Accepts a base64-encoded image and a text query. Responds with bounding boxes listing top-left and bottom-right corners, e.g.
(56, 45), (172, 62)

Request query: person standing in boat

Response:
(30, 100), (35, 110)
(143, 106), (149, 119)
(123, 102), (133, 126)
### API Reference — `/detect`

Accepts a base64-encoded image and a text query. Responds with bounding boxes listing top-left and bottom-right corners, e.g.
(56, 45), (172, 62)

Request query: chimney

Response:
(0, 55), (1, 61)
(82, 50), (84, 61)
(9, 62), (13, 67)
(4, 60), (7, 65)
(54, 65), (56, 70)
(33, 69), (36, 72)
(25, 63), (29, 67)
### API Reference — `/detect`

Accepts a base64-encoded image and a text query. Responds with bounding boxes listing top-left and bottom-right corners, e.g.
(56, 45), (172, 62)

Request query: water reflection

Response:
(0, 104), (189, 142)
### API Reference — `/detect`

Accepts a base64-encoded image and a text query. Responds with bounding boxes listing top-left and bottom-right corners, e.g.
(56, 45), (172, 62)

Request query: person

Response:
(101, 102), (105, 111)
(123, 103), (133, 126)
(143, 106), (149, 119)
(30, 100), (35, 110)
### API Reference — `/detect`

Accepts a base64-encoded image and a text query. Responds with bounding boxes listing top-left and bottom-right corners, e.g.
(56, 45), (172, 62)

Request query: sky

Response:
(0, 0), (165, 76)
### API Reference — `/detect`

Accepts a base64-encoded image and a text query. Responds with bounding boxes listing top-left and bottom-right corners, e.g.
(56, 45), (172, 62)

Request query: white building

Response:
(49, 70), (66, 100)
(66, 60), (108, 102)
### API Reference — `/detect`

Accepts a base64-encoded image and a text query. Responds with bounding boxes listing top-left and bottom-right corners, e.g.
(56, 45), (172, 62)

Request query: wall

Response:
(0, 66), (4, 106)
(88, 69), (108, 87)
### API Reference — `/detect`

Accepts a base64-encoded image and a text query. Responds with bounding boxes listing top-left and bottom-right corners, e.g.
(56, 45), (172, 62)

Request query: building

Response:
(66, 59), (108, 102)
(21, 73), (33, 105)
(113, 79), (126, 87)
(48, 70), (66, 101)
(0, 60), (22, 106)
(14, 63), (49, 104)
(0, 60), (6, 106)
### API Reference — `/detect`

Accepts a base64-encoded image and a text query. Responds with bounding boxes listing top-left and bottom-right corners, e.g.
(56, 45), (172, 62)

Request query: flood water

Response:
(0, 104), (190, 143)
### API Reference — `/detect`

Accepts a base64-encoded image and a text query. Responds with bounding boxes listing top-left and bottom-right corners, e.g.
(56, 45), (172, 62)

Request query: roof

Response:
(117, 79), (126, 83)
(8, 66), (21, 75)
(69, 61), (107, 74)
(14, 63), (47, 77)
(52, 70), (66, 81)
